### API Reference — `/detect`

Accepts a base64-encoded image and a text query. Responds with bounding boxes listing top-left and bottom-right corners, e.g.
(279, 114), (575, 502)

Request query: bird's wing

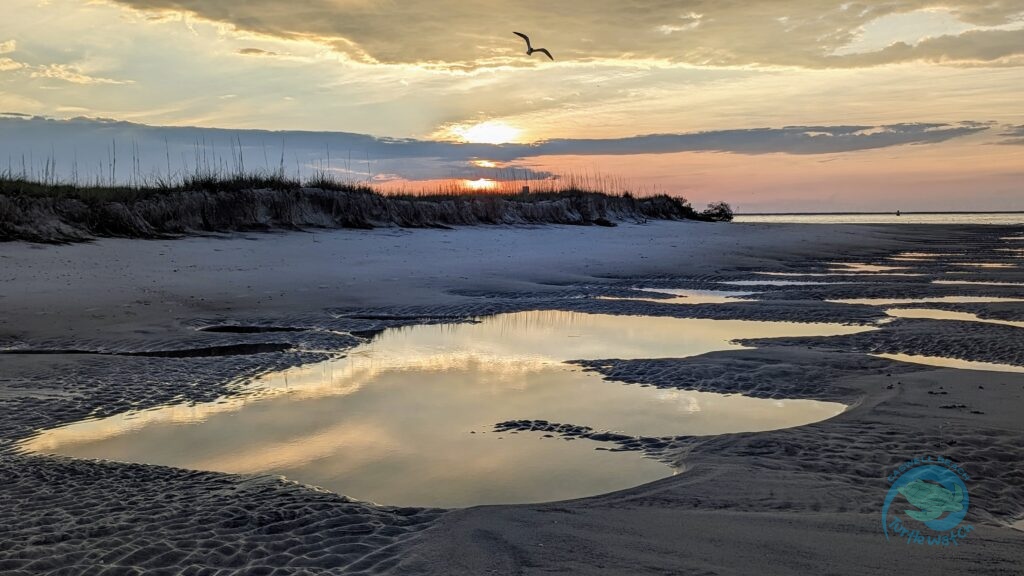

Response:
(513, 31), (532, 49)
(535, 48), (554, 61)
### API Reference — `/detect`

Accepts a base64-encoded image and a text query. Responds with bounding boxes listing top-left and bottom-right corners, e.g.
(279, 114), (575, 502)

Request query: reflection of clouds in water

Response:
(190, 421), (402, 475)
(655, 390), (703, 414)
(26, 311), (868, 452)
(23, 311), (855, 506)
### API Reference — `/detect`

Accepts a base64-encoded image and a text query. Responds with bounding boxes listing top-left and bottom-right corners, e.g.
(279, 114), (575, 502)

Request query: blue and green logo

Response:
(882, 456), (973, 546)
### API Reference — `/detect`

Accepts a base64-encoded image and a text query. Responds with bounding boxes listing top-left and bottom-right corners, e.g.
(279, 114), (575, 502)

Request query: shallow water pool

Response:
(829, 262), (909, 273)
(720, 279), (854, 286)
(636, 288), (758, 304)
(885, 308), (1024, 329)
(875, 353), (1024, 374)
(831, 296), (1024, 306)
(23, 311), (862, 507)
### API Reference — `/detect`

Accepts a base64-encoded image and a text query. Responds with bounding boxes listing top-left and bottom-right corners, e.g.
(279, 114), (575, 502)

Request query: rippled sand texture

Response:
(1, 221), (1022, 574)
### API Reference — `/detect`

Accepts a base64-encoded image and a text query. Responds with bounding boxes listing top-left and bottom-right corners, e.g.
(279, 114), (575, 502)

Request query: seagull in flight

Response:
(513, 32), (554, 61)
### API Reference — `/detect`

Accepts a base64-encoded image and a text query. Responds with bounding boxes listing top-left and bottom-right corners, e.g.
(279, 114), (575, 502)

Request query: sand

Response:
(1, 220), (1022, 574)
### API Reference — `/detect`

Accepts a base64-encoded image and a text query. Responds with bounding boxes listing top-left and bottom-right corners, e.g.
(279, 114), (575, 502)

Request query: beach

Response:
(2, 220), (1023, 574)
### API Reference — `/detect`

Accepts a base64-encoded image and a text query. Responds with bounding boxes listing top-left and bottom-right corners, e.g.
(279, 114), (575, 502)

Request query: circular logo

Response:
(882, 457), (973, 546)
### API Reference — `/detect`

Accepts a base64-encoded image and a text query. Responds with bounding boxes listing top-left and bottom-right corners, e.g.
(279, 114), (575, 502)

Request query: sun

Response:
(449, 121), (522, 144)
(463, 178), (497, 191)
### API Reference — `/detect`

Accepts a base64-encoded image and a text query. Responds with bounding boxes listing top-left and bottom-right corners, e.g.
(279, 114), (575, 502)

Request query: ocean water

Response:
(734, 213), (1024, 225)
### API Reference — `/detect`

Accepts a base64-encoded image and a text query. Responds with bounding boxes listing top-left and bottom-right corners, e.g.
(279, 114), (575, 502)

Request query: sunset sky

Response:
(1, 0), (1022, 211)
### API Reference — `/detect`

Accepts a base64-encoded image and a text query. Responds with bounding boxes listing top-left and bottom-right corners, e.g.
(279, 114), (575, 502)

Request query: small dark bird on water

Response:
(513, 32), (554, 61)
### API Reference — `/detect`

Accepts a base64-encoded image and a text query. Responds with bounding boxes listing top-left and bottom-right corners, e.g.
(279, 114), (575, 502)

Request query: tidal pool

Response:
(636, 288), (758, 304)
(885, 308), (1024, 329)
(933, 280), (1024, 287)
(951, 263), (1016, 269)
(23, 311), (861, 507)
(893, 252), (957, 258)
(597, 288), (756, 305)
(829, 263), (909, 273)
(720, 280), (852, 286)
(875, 353), (1024, 374)
(754, 271), (924, 278)
(831, 296), (1024, 306)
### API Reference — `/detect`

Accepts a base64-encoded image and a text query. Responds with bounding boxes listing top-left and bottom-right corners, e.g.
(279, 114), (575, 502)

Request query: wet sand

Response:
(1, 221), (1022, 574)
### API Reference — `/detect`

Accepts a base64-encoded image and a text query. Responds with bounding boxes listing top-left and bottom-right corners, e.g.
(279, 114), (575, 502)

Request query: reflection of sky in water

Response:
(885, 308), (1024, 329)
(734, 215), (1024, 225)
(886, 252), (957, 263)
(933, 280), (1024, 287)
(832, 296), (1024, 305)
(874, 353), (1024, 374)
(829, 262), (909, 273)
(720, 279), (854, 286)
(755, 271), (924, 277)
(605, 288), (759, 304)
(894, 252), (957, 258)
(951, 263), (1017, 268)
(23, 311), (860, 507)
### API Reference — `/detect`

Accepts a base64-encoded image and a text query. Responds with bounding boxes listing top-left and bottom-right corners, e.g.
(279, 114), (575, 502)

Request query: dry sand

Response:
(1, 221), (1022, 574)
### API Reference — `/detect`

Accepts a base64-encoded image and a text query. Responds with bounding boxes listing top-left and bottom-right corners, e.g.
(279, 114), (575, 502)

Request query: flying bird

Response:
(513, 32), (554, 61)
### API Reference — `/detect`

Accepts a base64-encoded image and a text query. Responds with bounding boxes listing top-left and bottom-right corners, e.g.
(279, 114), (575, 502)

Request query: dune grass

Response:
(0, 169), (732, 243)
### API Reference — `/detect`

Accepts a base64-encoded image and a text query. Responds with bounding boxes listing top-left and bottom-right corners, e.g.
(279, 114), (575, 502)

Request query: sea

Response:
(733, 213), (1024, 225)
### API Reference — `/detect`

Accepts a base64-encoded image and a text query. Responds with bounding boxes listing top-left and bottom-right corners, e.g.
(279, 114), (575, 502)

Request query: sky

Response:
(1, 0), (1023, 212)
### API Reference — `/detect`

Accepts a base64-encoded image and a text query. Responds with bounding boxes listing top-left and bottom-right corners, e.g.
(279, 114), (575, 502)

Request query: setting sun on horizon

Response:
(463, 177), (498, 191)
(443, 121), (524, 145)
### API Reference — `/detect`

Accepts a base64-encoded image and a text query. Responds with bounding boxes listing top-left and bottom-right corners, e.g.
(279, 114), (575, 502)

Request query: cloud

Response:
(0, 57), (24, 72)
(656, 12), (704, 35)
(0, 40), (15, 54)
(0, 115), (989, 184)
(522, 123), (990, 157)
(29, 64), (133, 85)
(105, 0), (1024, 68)
(237, 47), (280, 57)
(998, 124), (1024, 145)
(828, 28), (1024, 67)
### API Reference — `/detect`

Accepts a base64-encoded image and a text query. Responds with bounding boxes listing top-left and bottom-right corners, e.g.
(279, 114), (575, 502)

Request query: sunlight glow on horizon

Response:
(444, 121), (523, 145)
(463, 178), (498, 191)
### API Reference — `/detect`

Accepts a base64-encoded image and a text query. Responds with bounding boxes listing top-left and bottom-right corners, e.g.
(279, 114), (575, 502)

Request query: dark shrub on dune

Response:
(702, 201), (734, 222)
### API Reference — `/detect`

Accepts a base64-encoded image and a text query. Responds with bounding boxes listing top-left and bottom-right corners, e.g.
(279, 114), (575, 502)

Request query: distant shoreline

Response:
(737, 211), (1024, 216)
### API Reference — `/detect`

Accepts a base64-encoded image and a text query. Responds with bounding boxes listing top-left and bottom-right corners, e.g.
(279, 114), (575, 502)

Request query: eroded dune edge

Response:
(0, 186), (727, 243)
